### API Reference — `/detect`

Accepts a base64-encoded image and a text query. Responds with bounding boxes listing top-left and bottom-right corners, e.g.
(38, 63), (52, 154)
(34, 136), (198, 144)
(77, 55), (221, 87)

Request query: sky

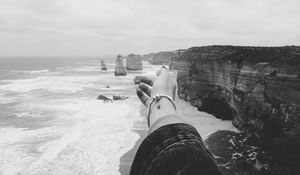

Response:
(0, 0), (299, 56)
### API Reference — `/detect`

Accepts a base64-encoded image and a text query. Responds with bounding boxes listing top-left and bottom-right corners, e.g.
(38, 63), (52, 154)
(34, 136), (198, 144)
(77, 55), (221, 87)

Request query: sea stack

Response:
(100, 59), (107, 70)
(126, 54), (143, 70)
(114, 55), (127, 76)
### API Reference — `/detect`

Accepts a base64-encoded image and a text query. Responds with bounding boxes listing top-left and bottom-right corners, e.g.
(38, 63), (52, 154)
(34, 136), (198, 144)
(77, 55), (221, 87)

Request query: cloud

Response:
(0, 0), (299, 56)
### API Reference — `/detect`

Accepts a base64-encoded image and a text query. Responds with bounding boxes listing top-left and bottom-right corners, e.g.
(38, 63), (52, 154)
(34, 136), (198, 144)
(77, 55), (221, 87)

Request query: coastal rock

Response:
(100, 59), (107, 70)
(126, 54), (143, 70)
(97, 95), (113, 103)
(113, 95), (128, 101)
(171, 45), (300, 173)
(114, 55), (127, 76)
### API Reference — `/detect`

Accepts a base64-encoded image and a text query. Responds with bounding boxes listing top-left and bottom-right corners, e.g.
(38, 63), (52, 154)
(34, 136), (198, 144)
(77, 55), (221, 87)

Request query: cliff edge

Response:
(143, 51), (176, 65)
(170, 45), (300, 174)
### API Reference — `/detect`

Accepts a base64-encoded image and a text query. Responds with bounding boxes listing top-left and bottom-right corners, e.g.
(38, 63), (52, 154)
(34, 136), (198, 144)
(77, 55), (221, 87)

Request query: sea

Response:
(0, 56), (156, 175)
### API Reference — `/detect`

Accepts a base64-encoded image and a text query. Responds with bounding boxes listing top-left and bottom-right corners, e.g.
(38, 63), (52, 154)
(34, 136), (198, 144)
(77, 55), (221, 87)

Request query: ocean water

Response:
(0, 57), (156, 175)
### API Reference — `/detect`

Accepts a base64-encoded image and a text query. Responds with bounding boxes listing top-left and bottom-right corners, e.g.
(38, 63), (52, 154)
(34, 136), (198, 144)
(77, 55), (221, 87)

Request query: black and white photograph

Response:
(0, 0), (299, 175)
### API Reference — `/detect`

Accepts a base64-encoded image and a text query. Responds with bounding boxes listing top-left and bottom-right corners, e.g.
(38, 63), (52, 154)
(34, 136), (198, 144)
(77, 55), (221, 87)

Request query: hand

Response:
(136, 67), (176, 107)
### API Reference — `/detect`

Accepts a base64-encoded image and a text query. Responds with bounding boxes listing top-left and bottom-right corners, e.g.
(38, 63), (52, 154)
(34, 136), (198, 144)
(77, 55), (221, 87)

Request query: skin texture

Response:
(136, 67), (184, 133)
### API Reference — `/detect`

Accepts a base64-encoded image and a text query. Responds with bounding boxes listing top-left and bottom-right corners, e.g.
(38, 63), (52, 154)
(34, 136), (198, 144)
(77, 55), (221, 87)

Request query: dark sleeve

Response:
(130, 123), (222, 175)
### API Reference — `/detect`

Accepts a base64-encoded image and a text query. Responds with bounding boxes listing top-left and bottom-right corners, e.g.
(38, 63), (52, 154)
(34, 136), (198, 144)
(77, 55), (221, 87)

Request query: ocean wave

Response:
(0, 93), (17, 104)
(28, 70), (49, 74)
(1, 69), (49, 74)
(0, 75), (99, 93)
(0, 99), (139, 175)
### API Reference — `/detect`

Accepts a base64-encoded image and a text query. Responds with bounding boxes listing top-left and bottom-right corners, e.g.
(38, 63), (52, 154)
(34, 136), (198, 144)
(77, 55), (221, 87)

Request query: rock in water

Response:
(100, 59), (107, 70)
(126, 54), (143, 70)
(97, 95), (113, 103)
(114, 55), (127, 76)
(112, 95), (128, 101)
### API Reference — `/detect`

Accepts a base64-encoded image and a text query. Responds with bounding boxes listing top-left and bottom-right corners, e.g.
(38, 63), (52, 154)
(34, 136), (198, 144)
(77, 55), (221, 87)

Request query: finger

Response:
(136, 88), (151, 107)
(140, 76), (155, 86)
(153, 68), (170, 89)
(138, 83), (152, 97)
(156, 66), (169, 77)
(134, 76), (155, 86)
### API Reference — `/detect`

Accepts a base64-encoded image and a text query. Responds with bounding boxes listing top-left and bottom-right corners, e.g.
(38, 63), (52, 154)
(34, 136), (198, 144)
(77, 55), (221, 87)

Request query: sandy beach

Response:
(119, 97), (237, 175)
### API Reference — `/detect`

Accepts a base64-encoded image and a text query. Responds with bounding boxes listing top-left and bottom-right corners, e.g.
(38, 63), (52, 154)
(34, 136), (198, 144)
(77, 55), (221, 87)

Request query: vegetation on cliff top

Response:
(183, 45), (300, 65)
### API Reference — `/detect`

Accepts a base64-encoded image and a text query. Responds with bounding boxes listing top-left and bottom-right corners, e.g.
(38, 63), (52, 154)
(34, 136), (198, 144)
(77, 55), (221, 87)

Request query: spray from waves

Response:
(28, 70), (49, 74)
(20, 100), (139, 175)
(0, 97), (139, 175)
(0, 75), (98, 93)
(0, 69), (49, 75)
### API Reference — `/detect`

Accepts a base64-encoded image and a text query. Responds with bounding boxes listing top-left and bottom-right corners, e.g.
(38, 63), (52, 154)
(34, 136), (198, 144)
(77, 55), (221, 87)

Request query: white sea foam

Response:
(26, 101), (137, 175)
(0, 75), (99, 93)
(0, 126), (62, 175)
(0, 97), (139, 175)
(68, 66), (100, 72)
(0, 93), (17, 104)
(28, 70), (49, 74)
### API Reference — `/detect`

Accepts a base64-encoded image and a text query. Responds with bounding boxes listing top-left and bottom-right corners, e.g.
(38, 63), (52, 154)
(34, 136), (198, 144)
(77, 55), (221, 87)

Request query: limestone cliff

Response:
(126, 54), (143, 70)
(144, 51), (176, 65)
(114, 55), (127, 76)
(142, 53), (154, 61)
(170, 45), (300, 173)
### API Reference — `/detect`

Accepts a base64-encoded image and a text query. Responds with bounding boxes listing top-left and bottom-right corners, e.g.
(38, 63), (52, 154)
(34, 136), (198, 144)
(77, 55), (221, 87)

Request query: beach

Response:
(119, 92), (236, 175)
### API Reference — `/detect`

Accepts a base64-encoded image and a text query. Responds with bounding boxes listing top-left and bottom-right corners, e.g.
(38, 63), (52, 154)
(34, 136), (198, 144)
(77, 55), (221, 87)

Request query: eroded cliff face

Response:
(126, 54), (143, 70)
(171, 46), (300, 173)
(143, 51), (176, 65)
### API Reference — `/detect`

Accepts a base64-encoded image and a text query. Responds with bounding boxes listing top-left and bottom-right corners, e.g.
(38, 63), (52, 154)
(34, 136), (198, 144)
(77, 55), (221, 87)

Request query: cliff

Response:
(144, 51), (176, 65)
(126, 54), (143, 70)
(142, 53), (154, 61)
(114, 55), (127, 76)
(170, 45), (300, 173)
(100, 59), (107, 70)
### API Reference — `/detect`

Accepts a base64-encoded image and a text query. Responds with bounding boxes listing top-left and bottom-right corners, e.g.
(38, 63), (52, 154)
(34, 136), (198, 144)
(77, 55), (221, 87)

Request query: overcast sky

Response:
(0, 0), (299, 56)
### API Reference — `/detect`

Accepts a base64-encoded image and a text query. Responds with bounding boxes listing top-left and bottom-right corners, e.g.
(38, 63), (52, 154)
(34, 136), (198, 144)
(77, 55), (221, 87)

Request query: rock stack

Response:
(114, 55), (127, 76)
(126, 54), (143, 70)
(100, 59), (107, 70)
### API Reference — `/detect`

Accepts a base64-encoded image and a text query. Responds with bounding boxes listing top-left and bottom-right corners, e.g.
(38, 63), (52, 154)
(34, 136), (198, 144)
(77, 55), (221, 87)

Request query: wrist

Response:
(147, 95), (176, 127)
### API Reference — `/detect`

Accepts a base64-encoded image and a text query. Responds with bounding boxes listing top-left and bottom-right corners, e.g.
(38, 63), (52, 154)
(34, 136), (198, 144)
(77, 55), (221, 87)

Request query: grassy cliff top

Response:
(180, 45), (300, 65)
